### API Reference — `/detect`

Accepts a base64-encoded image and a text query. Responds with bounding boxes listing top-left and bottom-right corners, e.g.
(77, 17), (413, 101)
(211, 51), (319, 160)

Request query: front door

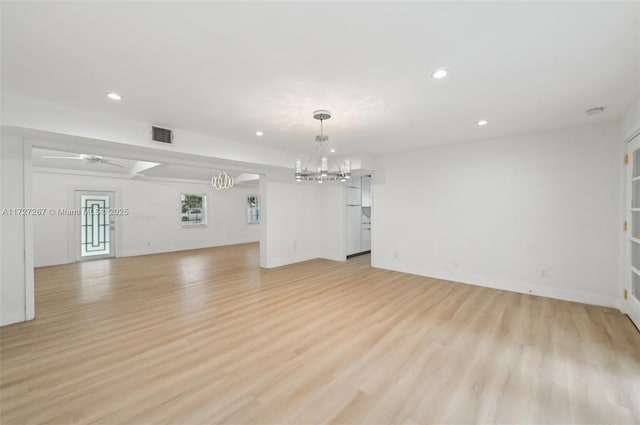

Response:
(76, 190), (115, 260)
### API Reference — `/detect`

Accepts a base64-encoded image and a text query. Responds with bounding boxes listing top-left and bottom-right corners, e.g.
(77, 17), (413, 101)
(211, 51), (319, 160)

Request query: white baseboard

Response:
(35, 247), (617, 309)
(35, 239), (260, 267)
(0, 311), (26, 327)
(264, 250), (346, 269)
(318, 252), (346, 262)
(119, 238), (259, 258)
(265, 253), (319, 269)
(35, 256), (72, 268)
(373, 260), (618, 309)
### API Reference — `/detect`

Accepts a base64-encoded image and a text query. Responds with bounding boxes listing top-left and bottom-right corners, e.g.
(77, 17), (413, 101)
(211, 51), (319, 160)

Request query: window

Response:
(181, 194), (206, 225)
(247, 195), (260, 224)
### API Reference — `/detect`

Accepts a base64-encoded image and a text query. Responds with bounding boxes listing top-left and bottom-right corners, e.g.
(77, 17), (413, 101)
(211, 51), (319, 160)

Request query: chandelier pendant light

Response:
(211, 171), (234, 190)
(295, 110), (351, 183)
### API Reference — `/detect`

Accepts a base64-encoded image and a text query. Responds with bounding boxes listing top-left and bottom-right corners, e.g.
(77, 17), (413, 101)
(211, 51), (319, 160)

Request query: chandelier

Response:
(211, 171), (234, 190)
(295, 110), (351, 183)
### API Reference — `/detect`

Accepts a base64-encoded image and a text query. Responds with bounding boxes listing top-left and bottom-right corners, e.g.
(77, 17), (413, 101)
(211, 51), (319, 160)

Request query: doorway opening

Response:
(346, 175), (372, 262)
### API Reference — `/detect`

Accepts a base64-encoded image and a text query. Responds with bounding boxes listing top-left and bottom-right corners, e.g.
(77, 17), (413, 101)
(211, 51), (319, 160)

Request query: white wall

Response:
(0, 135), (32, 325)
(373, 121), (621, 307)
(2, 93), (297, 170)
(622, 97), (640, 141)
(262, 171), (345, 268)
(262, 173), (320, 268)
(32, 170), (260, 266)
(318, 184), (345, 261)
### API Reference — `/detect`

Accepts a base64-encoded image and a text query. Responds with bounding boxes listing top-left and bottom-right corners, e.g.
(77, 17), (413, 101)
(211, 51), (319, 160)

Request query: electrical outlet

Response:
(293, 241), (298, 252)
(394, 251), (399, 259)
(539, 267), (548, 278)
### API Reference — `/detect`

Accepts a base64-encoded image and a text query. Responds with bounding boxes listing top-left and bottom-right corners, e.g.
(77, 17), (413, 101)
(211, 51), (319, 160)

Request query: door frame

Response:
(68, 186), (121, 263)
(624, 129), (640, 329)
(74, 190), (117, 261)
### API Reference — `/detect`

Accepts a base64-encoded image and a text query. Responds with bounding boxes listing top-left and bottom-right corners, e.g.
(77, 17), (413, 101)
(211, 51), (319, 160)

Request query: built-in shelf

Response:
(626, 137), (640, 327)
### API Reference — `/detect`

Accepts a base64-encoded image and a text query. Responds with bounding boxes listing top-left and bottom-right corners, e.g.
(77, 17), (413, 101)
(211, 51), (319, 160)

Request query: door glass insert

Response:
(633, 211), (640, 239)
(634, 150), (640, 178)
(632, 241), (640, 271)
(81, 195), (110, 257)
(633, 271), (640, 298)
(633, 181), (640, 208)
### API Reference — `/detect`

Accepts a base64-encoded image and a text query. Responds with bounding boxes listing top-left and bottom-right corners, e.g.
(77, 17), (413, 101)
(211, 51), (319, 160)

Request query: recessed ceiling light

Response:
(106, 92), (122, 101)
(431, 69), (448, 79)
(585, 106), (606, 116)
(255, 131), (264, 136)
(477, 120), (488, 126)
(330, 148), (336, 153)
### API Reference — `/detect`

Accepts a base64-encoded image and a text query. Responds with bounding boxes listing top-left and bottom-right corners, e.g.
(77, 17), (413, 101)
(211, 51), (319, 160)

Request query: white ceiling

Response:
(142, 164), (259, 186)
(2, 2), (639, 155)
(33, 148), (259, 185)
(33, 149), (139, 175)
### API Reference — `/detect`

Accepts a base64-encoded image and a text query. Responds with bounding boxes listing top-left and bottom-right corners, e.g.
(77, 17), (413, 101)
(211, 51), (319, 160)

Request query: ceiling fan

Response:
(42, 154), (124, 168)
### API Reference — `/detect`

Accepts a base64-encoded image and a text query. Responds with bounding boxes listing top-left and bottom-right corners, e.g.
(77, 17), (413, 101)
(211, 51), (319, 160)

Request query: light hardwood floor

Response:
(1, 242), (639, 424)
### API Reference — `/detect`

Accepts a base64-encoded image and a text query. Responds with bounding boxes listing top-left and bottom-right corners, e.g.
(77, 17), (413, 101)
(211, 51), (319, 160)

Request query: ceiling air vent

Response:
(151, 126), (173, 144)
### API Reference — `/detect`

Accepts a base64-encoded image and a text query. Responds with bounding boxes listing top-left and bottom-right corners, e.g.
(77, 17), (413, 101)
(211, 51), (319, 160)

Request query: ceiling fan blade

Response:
(42, 156), (83, 160)
(100, 159), (125, 168)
